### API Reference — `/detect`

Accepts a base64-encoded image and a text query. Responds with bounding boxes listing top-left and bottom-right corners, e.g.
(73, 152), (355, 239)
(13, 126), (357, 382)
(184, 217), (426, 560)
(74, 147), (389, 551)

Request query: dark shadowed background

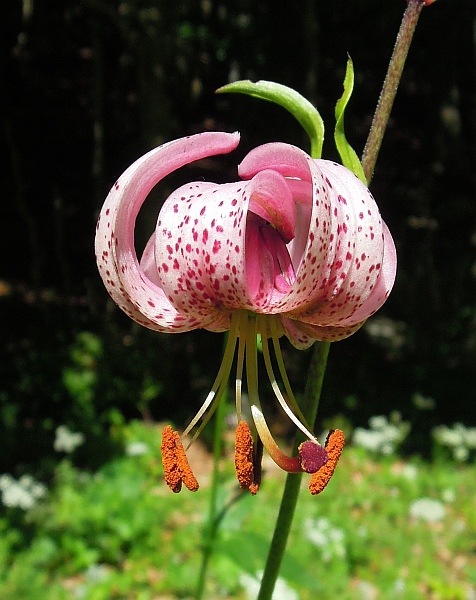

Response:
(1, 0), (475, 475)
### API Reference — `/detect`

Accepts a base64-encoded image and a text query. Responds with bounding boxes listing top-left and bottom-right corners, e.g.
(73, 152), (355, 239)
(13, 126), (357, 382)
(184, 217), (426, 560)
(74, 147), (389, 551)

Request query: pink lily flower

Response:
(95, 131), (396, 494)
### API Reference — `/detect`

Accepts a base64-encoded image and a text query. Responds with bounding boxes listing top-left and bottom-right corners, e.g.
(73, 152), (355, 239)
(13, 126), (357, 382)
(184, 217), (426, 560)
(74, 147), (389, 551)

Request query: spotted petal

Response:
(154, 167), (298, 317)
(95, 132), (240, 332)
(238, 143), (396, 334)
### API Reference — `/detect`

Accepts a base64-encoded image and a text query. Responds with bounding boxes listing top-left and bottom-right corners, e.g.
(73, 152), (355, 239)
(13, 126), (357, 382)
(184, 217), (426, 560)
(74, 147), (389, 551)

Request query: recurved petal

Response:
(280, 316), (365, 349)
(95, 131), (240, 332)
(284, 160), (388, 325)
(337, 220), (397, 325)
(238, 142), (313, 183)
(247, 169), (296, 243)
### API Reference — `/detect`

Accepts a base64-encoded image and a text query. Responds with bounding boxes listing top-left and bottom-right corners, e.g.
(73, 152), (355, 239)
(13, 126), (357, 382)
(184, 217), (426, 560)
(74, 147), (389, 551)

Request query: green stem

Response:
(256, 471), (304, 600)
(257, 342), (330, 600)
(257, 3), (429, 598)
(361, 0), (425, 182)
(195, 337), (229, 600)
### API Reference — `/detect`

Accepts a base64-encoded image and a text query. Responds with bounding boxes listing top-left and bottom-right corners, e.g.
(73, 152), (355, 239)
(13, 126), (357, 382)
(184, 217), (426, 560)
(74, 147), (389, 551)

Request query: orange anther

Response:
(161, 425), (199, 493)
(234, 421), (255, 490)
(174, 437), (199, 492)
(161, 425), (183, 493)
(308, 429), (345, 495)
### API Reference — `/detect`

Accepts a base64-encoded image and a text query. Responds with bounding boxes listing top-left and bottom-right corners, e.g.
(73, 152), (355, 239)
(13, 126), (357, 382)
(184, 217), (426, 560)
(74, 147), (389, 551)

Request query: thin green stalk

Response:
(195, 338), (229, 600)
(361, 0), (425, 182)
(257, 342), (330, 600)
(257, 3), (430, 598)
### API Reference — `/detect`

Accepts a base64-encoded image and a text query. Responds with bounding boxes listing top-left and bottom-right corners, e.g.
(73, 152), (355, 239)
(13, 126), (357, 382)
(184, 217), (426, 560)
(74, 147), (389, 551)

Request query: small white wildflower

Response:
(409, 498), (445, 523)
(305, 528), (327, 547)
(353, 414), (409, 455)
(19, 474), (34, 487)
(54, 425), (85, 453)
(356, 579), (378, 600)
(466, 587), (476, 600)
(239, 571), (298, 600)
(0, 474), (12, 491)
(454, 446), (469, 462)
(368, 415), (388, 430)
(0, 474), (47, 510)
(401, 464), (419, 481)
(2, 485), (34, 509)
(463, 427), (476, 448)
(328, 528), (344, 543)
(85, 564), (109, 583)
(441, 488), (456, 504)
(353, 428), (386, 453)
(304, 517), (346, 562)
(125, 441), (149, 457)
(392, 577), (406, 595)
(453, 519), (466, 534)
(356, 526), (368, 538)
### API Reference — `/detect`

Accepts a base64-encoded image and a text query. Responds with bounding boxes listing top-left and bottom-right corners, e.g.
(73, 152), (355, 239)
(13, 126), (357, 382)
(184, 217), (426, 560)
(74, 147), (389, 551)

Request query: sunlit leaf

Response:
(217, 80), (324, 158)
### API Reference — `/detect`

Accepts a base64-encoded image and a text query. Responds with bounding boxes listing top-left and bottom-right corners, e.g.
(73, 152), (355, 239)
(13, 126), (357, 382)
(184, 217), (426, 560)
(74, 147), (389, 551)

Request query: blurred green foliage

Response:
(0, 0), (475, 476)
(0, 420), (474, 598)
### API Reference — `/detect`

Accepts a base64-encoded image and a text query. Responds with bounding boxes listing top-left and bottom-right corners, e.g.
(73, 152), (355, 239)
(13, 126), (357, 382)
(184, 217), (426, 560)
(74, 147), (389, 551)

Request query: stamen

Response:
(160, 425), (199, 493)
(268, 316), (313, 432)
(250, 405), (302, 473)
(181, 311), (240, 441)
(259, 315), (317, 443)
(234, 421), (255, 490)
(249, 436), (263, 495)
(161, 425), (183, 493)
(308, 429), (345, 495)
(235, 312), (247, 423)
(245, 312), (260, 407)
(174, 436), (200, 492)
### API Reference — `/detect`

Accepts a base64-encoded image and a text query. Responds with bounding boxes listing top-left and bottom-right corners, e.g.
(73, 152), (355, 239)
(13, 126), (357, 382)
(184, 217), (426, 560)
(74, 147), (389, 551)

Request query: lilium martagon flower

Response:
(95, 131), (397, 495)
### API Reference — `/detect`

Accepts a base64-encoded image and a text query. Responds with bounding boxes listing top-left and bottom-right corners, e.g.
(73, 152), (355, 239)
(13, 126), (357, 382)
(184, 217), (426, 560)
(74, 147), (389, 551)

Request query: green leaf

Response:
(334, 57), (367, 184)
(217, 80), (324, 158)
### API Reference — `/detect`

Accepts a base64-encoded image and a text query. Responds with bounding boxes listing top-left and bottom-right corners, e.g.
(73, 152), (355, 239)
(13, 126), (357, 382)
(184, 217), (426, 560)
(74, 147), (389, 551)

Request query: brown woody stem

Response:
(361, 0), (426, 183)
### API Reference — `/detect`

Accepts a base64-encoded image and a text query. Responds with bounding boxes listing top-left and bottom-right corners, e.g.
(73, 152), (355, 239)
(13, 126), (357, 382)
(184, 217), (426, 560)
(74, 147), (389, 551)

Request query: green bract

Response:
(334, 57), (367, 184)
(217, 61), (367, 183)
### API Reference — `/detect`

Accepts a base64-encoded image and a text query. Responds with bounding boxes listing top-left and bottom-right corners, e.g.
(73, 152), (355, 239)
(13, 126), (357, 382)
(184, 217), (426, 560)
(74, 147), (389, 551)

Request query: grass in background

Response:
(0, 419), (475, 600)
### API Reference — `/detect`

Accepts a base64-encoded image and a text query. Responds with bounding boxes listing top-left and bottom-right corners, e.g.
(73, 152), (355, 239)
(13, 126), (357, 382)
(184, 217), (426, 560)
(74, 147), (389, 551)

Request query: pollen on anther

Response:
(235, 421), (255, 491)
(174, 437), (199, 492)
(160, 425), (183, 493)
(160, 425), (199, 493)
(308, 429), (345, 495)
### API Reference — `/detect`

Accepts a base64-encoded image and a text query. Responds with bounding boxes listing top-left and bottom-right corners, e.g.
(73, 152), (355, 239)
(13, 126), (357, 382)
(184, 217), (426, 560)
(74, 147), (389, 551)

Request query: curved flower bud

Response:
(95, 132), (396, 493)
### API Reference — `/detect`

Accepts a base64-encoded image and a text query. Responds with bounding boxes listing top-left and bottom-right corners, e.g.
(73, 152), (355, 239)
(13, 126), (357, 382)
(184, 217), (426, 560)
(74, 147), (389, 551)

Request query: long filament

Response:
(235, 312), (247, 423)
(181, 311), (240, 440)
(259, 315), (317, 441)
(269, 316), (314, 432)
(184, 375), (229, 448)
(245, 313), (260, 408)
